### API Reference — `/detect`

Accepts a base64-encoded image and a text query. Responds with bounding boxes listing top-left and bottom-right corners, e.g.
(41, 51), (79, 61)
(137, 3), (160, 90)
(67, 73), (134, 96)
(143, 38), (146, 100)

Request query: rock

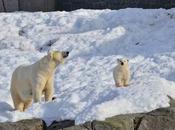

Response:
(47, 120), (75, 130)
(92, 113), (144, 130)
(92, 120), (115, 130)
(0, 119), (45, 130)
(60, 114), (144, 130)
(62, 125), (89, 130)
(168, 95), (175, 107)
(138, 107), (175, 130)
(59, 122), (92, 130)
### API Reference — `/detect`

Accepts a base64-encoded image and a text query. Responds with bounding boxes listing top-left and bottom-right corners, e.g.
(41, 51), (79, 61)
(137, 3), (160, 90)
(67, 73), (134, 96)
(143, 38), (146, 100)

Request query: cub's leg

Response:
(116, 78), (123, 87)
(124, 78), (130, 87)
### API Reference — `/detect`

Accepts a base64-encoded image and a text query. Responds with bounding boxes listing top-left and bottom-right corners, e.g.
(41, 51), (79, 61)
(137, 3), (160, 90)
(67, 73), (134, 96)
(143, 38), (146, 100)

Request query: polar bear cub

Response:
(10, 51), (69, 112)
(113, 58), (130, 87)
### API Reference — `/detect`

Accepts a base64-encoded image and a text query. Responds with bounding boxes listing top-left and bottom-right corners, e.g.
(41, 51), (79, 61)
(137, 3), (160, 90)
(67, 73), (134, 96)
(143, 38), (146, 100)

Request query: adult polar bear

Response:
(10, 51), (69, 112)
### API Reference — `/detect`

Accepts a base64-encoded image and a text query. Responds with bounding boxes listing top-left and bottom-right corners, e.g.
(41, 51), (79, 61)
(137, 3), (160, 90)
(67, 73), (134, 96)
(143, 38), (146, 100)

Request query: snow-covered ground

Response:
(0, 8), (175, 125)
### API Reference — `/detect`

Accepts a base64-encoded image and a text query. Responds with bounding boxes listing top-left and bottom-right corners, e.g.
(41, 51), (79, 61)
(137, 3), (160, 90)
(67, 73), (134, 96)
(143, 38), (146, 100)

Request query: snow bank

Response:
(0, 8), (175, 125)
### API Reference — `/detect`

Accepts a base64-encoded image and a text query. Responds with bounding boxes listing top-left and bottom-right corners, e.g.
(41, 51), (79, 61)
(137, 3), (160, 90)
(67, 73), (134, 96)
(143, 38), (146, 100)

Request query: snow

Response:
(0, 8), (175, 125)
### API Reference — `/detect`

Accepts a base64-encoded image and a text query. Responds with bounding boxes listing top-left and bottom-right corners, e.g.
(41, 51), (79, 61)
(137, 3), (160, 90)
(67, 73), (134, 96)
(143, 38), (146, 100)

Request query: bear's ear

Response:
(48, 52), (54, 60)
(127, 59), (129, 62)
(117, 59), (121, 63)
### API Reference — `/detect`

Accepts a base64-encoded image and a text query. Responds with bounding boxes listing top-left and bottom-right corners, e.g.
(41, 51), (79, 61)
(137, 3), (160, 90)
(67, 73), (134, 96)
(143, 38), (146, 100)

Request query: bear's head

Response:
(117, 58), (129, 66)
(48, 51), (69, 64)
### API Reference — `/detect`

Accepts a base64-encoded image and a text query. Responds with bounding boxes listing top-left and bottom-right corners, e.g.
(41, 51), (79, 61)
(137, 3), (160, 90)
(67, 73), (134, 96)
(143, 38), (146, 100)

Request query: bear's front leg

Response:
(124, 78), (130, 87)
(32, 80), (45, 102)
(116, 78), (123, 87)
(33, 87), (42, 103)
(44, 77), (54, 102)
(116, 82), (123, 87)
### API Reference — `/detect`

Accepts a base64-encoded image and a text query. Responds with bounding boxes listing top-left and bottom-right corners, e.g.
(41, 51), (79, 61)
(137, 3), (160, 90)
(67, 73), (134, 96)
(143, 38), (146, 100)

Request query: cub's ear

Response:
(127, 59), (129, 62)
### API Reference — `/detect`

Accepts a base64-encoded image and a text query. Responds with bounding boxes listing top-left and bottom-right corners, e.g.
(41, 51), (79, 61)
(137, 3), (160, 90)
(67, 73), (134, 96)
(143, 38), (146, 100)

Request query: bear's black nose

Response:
(121, 62), (124, 65)
(52, 97), (56, 101)
(62, 51), (69, 58)
(66, 51), (69, 55)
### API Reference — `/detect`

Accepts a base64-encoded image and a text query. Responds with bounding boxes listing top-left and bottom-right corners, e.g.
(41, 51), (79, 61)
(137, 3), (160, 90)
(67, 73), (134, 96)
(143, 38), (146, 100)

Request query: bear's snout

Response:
(62, 51), (69, 58)
(121, 62), (124, 65)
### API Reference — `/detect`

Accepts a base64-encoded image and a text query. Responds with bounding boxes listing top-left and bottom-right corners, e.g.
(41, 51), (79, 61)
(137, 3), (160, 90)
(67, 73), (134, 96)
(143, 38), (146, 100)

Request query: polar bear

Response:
(113, 59), (130, 87)
(10, 51), (69, 112)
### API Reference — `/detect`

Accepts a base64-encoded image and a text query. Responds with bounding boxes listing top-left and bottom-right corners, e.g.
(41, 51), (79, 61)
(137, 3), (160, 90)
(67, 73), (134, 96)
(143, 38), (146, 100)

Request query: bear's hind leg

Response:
(24, 100), (32, 111)
(17, 102), (25, 112)
(11, 88), (25, 112)
(13, 98), (25, 112)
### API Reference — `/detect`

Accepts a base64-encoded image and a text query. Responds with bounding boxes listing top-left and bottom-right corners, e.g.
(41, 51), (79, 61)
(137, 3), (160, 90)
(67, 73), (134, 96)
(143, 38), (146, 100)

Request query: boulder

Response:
(168, 95), (175, 107)
(62, 125), (89, 130)
(91, 113), (145, 130)
(0, 119), (45, 130)
(138, 107), (175, 130)
(47, 120), (75, 130)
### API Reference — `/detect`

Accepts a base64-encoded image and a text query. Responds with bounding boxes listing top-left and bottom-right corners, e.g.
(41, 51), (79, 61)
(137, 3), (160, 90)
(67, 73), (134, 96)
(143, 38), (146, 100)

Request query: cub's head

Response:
(117, 58), (129, 66)
(47, 51), (69, 64)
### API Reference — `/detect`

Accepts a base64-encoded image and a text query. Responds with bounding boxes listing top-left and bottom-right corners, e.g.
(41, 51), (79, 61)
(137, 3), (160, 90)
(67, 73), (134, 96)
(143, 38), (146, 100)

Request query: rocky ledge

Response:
(1, 106), (175, 130)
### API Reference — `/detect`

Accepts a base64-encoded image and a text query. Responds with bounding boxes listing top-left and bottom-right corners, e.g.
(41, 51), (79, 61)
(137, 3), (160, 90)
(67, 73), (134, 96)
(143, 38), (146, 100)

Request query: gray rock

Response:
(0, 119), (45, 130)
(47, 120), (75, 130)
(138, 107), (175, 130)
(60, 122), (91, 130)
(92, 113), (144, 130)
(168, 95), (175, 107)
(58, 114), (144, 130)
(63, 125), (89, 130)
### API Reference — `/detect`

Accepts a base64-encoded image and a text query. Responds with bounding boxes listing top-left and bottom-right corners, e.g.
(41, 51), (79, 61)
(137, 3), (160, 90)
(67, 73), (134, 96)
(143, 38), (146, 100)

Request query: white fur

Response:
(113, 59), (130, 87)
(10, 51), (66, 112)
